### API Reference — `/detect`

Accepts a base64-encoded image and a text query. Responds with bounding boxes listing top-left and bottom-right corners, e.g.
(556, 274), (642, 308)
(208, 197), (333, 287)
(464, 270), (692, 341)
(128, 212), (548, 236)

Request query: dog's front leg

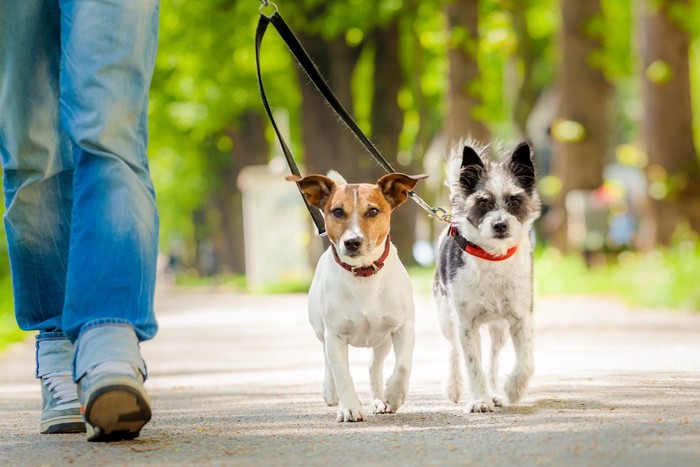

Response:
(488, 321), (508, 407)
(384, 324), (415, 413)
(459, 323), (494, 413)
(324, 334), (364, 422)
(369, 336), (392, 414)
(505, 314), (535, 405)
(322, 346), (338, 406)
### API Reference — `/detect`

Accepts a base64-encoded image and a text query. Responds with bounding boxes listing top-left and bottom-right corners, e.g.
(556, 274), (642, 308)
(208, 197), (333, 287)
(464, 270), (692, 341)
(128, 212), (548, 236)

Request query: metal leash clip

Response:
(431, 207), (453, 223)
(408, 191), (452, 223)
(259, 0), (278, 16)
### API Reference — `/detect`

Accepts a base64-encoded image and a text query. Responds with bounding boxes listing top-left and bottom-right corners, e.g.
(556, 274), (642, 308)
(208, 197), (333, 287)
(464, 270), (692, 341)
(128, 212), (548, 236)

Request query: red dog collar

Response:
(448, 223), (518, 262)
(331, 235), (391, 277)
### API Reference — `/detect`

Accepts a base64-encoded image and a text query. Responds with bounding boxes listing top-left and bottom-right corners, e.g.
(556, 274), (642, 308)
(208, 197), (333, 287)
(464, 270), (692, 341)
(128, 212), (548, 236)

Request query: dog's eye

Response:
(366, 208), (379, 218)
(477, 199), (489, 209)
(509, 198), (521, 207)
(331, 208), (344, 218)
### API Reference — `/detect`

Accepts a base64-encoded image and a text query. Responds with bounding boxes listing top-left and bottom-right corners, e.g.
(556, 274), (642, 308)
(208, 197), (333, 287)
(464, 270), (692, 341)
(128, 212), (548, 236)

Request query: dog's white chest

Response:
(308, 250), (413, 349)
(450, 252), (532, 321)
(337, 306), (401, 347)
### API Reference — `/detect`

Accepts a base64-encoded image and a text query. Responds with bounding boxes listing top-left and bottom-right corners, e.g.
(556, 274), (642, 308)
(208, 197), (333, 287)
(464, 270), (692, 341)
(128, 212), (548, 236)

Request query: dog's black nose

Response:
(344, 238), (362, 252)
(493, 221), (508, 234)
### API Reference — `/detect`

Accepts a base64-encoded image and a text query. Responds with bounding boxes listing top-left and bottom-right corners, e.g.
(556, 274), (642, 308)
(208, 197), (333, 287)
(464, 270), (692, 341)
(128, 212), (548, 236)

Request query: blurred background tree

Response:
(641, 0), (700, 245)
(1, 0), (700, 324)
(146, 0), (699, 300)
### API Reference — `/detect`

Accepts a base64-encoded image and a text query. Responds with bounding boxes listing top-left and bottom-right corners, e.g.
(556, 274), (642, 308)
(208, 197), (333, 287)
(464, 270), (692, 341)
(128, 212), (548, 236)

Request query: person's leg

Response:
(0, 0), (83, 434)
(58, 0), (160, 441)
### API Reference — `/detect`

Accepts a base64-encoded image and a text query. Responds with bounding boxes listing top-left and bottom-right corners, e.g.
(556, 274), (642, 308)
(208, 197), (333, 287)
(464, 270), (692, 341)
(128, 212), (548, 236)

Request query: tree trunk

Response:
(445, 0), (490, 144)
(641, 0), (700, 244)
(370, 18), (416, 264)
(510, 0), (546, 138)
(549, 0), (613, 250)
(203, 111), (268, 276)
(296, 32), (368, 182)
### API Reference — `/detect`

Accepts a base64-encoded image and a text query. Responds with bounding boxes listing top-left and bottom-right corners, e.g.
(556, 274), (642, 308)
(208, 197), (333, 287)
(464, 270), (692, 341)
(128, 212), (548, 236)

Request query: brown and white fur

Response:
(433, 140), (541, 413)
(287, 171), (427, 422)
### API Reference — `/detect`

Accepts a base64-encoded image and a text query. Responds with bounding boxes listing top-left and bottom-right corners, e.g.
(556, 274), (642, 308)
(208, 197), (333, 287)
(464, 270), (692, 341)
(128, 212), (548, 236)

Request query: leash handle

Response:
(255, 6), (452, 228)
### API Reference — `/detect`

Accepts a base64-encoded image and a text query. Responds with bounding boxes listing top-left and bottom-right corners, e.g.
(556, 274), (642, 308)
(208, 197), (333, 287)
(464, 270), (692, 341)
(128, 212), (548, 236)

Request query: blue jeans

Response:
(0, 0), (160, 380)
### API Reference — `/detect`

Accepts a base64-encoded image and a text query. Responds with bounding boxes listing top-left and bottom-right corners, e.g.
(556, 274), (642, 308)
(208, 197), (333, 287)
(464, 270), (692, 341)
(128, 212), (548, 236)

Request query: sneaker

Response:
(40, 371), (86, 434)
(78, 362), (152, 442)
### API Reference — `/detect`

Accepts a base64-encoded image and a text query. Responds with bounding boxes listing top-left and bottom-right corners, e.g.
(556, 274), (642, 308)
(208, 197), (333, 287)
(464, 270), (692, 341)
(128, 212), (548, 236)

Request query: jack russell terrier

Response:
(287, 171), (427, 422)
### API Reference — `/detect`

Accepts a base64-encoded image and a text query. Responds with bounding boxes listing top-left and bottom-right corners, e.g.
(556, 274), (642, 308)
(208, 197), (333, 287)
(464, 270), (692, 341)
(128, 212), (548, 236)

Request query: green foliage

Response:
(0, 275), (26, 352)
(399, 0), (448, 152)
(693, 37), (700, 153)
(599, 0), (634, 80)
(478, 0), (559, 137)
(408, 238), (700, 311)
(535, 239), (700, 311)
(150, 0), (304, 251)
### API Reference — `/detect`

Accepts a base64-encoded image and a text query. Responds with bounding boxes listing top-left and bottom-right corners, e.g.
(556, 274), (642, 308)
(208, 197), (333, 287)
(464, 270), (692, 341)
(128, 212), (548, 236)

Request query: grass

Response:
(171, 239), (700, 311)
(1, 238), (696, 354)
(174, 270), (313, 294)
(408, 239), (700, 311)
(534, 241), (700, 310)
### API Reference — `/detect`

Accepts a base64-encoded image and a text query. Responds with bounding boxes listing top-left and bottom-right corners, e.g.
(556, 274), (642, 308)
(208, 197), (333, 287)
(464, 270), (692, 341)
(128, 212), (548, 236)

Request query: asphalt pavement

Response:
(1, 289), (699, 466)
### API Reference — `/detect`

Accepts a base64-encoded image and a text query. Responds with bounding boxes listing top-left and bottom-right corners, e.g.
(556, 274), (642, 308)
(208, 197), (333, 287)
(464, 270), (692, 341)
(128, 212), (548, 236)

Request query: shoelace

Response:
(43, 371), (80, 408)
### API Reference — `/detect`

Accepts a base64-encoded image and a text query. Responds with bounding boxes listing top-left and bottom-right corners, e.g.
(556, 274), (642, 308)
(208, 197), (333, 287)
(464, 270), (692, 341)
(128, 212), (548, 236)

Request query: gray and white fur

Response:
(433, 139), (541, 413)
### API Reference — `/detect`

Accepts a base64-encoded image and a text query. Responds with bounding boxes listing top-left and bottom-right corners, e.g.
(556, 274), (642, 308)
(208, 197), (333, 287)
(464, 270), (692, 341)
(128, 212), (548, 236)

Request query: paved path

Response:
(1, 290), (699, 466)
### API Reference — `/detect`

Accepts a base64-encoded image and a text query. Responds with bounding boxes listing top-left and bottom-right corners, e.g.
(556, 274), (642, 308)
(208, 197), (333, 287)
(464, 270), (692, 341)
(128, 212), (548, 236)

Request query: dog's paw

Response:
(323, 391), (338, 407)
(467, 399), (495, 413)
(492, 395), (506, 407)
(371, 399), (394, 414)
(323, 381), (338, 406)
(337, 406), (365, 422)
(505, 373), (529, 405)
(444, 381), (461, 404)
(384, 391), (406, 413)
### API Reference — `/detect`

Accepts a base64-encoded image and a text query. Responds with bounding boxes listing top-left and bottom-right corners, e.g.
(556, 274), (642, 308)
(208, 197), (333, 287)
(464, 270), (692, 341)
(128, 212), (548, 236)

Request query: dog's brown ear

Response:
(377, 173), (429, 209)
(286, 174), (336, 210)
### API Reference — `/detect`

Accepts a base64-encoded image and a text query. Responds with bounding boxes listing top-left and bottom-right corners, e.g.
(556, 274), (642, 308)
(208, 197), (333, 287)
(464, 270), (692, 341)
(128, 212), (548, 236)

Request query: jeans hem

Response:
(36, 331), (68, 341)
(78, 318), (135, 337)
(73, 322), (147, 382)
(35, 336), (74, 378)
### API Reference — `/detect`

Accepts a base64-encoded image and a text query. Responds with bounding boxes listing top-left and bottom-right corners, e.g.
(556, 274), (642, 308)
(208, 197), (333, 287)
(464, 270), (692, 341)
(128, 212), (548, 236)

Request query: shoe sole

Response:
(82, 377), (152, 442)
(40, 415), (86, 434)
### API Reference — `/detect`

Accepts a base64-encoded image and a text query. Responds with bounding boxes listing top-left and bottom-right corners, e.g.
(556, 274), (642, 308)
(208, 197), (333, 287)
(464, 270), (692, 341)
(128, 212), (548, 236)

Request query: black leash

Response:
(255, 1), (451, 236)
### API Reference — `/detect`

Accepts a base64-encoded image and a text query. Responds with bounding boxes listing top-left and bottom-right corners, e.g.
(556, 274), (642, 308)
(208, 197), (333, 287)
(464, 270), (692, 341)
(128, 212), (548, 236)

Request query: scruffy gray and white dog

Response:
(433, 139), (541, 413)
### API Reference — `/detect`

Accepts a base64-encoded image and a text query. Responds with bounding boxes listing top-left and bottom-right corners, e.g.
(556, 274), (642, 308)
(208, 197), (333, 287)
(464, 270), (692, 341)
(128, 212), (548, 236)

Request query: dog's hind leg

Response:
(446, 335), (464, 404)
(488, 321), (508, 407)
(369, 336), (392, 414)
(505, 315), (535, 405)
(436, 292), (463, 403)
(322, 346), (338, 406)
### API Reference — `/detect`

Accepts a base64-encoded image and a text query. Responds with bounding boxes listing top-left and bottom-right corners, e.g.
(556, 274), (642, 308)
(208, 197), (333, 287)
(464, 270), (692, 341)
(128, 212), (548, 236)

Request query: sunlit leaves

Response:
(551, 119), (587, 143)
(646, 59), (675, 84)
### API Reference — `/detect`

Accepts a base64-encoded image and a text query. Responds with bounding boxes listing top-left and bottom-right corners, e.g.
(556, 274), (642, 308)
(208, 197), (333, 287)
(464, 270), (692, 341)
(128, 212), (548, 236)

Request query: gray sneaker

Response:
(78, 361), (152, 442)
(40, 371), (85, 434)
